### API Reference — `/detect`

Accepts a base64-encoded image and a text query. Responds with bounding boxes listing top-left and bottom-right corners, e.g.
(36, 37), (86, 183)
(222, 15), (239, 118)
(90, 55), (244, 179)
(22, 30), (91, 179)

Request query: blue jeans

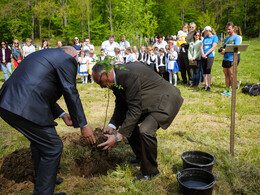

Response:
(1, 62), (12, 81)
(192, 60), (203, 86)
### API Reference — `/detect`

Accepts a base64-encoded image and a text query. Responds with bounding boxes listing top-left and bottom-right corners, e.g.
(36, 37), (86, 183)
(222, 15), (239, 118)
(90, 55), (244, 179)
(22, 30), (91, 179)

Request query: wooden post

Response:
(230, 47), (238, 156)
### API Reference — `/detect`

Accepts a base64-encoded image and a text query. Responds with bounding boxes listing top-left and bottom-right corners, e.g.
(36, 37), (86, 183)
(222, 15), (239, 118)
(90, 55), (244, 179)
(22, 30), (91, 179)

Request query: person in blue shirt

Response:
(220, 22), (241, 96)
(200, 26), (218, 91)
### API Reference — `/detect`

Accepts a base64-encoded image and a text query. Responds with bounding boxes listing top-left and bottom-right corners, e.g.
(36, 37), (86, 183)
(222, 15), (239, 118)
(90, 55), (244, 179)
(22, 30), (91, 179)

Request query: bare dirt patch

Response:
(0, 128), (125, 194)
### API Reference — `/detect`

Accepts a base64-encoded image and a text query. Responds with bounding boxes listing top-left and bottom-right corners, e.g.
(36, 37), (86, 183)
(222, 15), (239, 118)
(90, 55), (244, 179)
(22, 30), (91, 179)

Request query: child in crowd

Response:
(114, 48), (123, 64)
(167, 46), (178, 85)
(124, 47), (133, 64)
(99, 48), (106, 61)
(78, 51), (88, 84)
(154, 47), (159, 56)
(87, 50), (97, 83)
(137, 45), (146, 63)
(145, 46), (156, 70)
(156, 48), (167, 80)
(131, 46), (138, 62)
(154, 47), (159, 67)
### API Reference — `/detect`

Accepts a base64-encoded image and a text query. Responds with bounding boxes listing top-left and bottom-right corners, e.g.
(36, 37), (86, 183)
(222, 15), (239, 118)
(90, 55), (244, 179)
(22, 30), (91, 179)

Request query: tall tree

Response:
(109, 0), (113, 33)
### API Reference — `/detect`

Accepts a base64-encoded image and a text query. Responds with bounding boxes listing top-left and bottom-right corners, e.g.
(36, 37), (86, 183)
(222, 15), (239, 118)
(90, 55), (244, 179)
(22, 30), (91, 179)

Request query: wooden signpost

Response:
(225, 44), (249, 156)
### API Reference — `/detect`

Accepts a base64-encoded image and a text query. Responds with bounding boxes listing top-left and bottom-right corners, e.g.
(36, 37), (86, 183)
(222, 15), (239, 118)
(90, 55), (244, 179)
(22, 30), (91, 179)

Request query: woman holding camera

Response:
(200, 26), (218, 91)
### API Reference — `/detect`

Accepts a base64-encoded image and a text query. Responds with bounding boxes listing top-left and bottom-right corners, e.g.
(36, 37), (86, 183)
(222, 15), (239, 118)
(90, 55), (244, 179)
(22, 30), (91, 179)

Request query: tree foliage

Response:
(0, 0), (259, 45)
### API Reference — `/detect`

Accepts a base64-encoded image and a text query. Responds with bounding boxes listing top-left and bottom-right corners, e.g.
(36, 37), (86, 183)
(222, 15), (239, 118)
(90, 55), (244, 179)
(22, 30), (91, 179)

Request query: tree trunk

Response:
(88, 0), (90, 38)
(39, 19), (42, 40)
(91, 0), (94, 21)
(48, 16), (51, 39)
(201, 0), (206, 13)
(109, 0), (113, 33)
(216, 0), (219, 26)
(81, 19), (84, 41)
(227, 6), (230, 22)
(140, 34), (142, 49)
(60, 0), (68, 45)
(181, 8), (184, 24)
(31, 11), (35, 41)
(244, 0), (248, 36)
(220, 0), (222, 21)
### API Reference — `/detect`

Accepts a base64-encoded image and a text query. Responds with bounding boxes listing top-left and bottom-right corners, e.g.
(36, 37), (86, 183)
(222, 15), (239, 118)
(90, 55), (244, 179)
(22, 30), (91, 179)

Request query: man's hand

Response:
(98, 133), (123, 150)
(157, 69), (159, 73)
(104, 126), (114, 134)
(81, 126), (96, 145)
(62, 113), (73, 126)
(190, 58), (194, 63)
(17, 60), (22, 63)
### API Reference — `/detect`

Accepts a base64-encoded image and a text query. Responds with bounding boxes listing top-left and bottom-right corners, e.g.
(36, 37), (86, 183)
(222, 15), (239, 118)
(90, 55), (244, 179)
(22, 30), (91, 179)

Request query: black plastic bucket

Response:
(181, 150), (216, 172)
(177, 168), (216, 195)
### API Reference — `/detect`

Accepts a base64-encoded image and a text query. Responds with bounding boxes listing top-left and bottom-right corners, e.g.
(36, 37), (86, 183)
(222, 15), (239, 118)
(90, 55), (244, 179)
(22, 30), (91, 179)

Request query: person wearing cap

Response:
(200, 26), (218, 91)
(101, 34), (119, 57)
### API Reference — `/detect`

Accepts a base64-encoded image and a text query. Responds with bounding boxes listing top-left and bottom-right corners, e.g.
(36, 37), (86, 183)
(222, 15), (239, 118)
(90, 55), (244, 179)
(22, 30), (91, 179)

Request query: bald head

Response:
(62, 46), (78, 62)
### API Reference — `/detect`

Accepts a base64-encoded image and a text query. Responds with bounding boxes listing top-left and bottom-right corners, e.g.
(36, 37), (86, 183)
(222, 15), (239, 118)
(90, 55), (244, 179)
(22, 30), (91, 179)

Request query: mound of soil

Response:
(0, 148), (34, 183)
(0, 128), (125, 193)
(60, 128), (107, 149)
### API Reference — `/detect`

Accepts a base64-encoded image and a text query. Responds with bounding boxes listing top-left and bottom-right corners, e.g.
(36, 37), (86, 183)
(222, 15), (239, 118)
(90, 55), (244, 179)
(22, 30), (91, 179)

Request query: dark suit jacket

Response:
(0, 48), (87, 128)
(109, 62), (184, 138)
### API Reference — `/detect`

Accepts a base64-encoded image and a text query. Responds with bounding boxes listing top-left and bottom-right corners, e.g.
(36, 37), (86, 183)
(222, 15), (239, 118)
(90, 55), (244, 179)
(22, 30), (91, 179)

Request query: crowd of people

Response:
(1, 21), (242, 95)
(0, 21), (243, 195)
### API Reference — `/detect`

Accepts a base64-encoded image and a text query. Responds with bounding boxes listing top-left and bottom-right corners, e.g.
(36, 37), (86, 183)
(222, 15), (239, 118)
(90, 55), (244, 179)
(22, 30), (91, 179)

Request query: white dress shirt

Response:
(101, 40), (119, 57)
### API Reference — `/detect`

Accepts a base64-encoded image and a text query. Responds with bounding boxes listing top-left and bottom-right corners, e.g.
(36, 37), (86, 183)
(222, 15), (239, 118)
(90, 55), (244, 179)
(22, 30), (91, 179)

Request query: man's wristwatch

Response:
(114, 133), (121, 143)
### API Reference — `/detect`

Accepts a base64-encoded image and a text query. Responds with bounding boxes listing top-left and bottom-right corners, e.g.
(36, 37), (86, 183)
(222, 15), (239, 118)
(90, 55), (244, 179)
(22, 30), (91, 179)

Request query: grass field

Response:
(0, 39), (259, 194)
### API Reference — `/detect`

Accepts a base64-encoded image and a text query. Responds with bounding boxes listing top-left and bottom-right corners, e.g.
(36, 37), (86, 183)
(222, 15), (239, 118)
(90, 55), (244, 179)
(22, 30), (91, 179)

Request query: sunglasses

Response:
(14, 42), (19, 44)
(74, 39), (79, 40)
(1, 44), (6, 45)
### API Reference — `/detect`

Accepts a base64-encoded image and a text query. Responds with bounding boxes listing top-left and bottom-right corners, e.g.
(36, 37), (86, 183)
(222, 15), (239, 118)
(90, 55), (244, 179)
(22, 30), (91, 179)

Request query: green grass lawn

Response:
(0, 39), (259, 194)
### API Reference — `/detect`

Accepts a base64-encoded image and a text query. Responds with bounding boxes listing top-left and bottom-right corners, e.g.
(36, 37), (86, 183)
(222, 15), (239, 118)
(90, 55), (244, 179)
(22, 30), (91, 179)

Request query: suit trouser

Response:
(127, 114), (159, 175)
(0, 108), (63, 195)
(179, 52), (192, 83)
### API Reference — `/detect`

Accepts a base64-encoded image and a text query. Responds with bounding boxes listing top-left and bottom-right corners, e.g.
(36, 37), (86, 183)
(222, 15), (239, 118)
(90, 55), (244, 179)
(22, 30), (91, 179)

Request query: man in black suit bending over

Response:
(92, 62), (183, 181)
(0, 46), (96, 195)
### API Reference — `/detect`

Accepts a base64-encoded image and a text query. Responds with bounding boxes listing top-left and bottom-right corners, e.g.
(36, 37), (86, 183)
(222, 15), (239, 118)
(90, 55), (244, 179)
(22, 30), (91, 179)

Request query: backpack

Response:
(242, 83), (260, 96)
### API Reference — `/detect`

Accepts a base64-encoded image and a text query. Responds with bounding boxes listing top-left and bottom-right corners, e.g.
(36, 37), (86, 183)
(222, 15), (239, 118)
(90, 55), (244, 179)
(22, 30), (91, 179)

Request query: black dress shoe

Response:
(54, 193), (66, 195)
(55, 178), (64, 185)
(128, 158), (141, 164)
(133, 171), (160, 182)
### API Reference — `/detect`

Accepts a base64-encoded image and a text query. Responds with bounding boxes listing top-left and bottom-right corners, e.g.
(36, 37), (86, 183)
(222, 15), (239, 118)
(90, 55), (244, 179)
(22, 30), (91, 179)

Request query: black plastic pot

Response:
(181, 150), (216, 172)
(177, 168), (216, 195)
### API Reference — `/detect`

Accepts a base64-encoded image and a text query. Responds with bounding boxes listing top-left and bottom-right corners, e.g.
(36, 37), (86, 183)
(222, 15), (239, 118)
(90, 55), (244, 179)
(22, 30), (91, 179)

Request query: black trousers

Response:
(0, 108), (63, 195)
(179, 52), (192, 83)
(158, 66), (169, 81)
(127, 114), (159, 175)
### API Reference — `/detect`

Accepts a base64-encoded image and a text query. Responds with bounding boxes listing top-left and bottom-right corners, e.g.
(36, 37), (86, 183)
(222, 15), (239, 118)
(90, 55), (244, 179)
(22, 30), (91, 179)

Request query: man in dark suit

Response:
(92, 62), (183, 181)
(0, 46), (96, 195)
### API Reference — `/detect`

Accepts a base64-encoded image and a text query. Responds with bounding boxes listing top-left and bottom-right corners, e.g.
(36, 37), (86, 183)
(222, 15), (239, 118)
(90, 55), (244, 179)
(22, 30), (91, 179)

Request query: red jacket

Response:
(0, 47), (12, 63)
